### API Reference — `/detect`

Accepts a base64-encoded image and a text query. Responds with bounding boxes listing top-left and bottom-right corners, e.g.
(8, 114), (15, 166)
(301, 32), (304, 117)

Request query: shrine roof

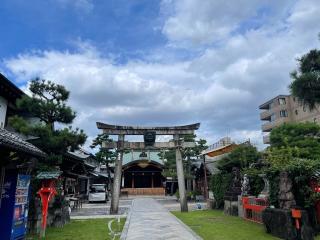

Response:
(36, 171), (62, 179)
(64, 149), (98, 170)
(123, 151), (163, 166)
(67, 150), (92, 160)
(0, 128), (46, 157)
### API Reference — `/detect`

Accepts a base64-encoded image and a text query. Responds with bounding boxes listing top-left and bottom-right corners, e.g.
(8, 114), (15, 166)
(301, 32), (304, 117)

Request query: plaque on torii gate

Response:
(96, 122), (200, 213)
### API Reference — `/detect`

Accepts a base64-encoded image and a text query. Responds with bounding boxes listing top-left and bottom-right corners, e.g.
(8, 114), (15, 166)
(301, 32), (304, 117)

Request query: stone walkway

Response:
(121, 198), (202, 240)
(70, 200), (131, 219)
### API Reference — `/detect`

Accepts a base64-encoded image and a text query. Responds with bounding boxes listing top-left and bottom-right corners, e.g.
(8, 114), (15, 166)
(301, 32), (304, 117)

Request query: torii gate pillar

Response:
(110, 134), (124, 214)
(174, 134), (188, 212)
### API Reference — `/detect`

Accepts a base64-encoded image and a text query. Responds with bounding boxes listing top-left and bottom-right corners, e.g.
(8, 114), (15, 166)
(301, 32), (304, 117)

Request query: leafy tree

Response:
(90, 133), (116, 189)
(217, 144), (261, 172)
(161, 149), (177, 178)
(160, 148), (177, 195)
(210, 172), (232, 208)
(17, 78), (76, 130)
(265, 145), (299, 168)
(161, 135), (207, 177)
(269, 122), (320, 160)
(183, 134), (208, 157)
(160, 135), (208, 193)
(9, 79), (86, 165)
(266, 122), (320, 208)
(265, 157), (320, 208)
(90, 133), (116, 163)
(182, 135), (207, 188)
(290, 46), (320, 110)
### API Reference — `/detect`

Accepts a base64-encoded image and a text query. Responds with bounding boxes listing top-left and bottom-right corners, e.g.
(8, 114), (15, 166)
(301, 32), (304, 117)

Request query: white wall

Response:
(0, 96), (8, 128)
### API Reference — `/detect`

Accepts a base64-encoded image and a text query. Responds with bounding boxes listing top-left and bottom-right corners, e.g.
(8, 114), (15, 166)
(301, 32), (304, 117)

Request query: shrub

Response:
(265, 159), (320, 208)
(210, 173), (232, 209)
(243, 168), (265, 197)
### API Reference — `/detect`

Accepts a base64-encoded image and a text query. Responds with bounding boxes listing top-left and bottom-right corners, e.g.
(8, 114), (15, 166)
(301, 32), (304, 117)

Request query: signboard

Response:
(0, 171), (31, 240)
(12, 175), (31, 239)
(144, 131), (156, 147)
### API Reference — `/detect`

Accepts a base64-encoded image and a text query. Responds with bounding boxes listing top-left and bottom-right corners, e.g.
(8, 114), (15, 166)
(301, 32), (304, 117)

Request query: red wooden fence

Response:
(242, 197), (268, 223)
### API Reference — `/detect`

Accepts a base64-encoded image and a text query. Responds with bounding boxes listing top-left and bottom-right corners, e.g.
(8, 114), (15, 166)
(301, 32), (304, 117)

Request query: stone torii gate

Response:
(96, 122), (200, 213)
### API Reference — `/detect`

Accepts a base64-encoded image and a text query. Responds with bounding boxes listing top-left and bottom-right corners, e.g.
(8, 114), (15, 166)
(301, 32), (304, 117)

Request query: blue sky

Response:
(1, 0), (320, 149)
(0, 0), (165, 62)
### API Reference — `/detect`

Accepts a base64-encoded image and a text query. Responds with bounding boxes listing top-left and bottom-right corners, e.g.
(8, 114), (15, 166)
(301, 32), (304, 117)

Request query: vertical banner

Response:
(12, 174), (31, 239)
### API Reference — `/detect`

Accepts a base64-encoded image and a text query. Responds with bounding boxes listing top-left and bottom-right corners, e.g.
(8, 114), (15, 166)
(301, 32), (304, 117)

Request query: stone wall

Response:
(224, 200), (238, 216)
(262, 208), (314, 240)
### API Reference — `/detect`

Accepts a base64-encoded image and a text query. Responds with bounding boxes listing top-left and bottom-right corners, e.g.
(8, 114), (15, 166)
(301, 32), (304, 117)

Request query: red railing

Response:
(242, 197), (269, 223)
(310, 180), (320, 224)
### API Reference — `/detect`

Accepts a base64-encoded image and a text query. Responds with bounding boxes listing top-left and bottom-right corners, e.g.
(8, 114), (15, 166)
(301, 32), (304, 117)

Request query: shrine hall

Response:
(121, 151), (166, 195)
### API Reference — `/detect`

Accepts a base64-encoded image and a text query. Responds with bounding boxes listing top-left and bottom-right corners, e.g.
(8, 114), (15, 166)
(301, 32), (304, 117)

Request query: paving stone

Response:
(121, 198), (202, 240)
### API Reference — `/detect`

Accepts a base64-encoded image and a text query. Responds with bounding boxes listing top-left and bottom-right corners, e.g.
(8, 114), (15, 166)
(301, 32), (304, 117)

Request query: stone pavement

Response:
(70, 199), (131, 219)
(121, 198), (202, 240)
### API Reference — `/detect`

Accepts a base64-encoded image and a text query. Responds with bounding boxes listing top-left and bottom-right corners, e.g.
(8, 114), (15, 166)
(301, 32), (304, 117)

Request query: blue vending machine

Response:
(0, 171), (31, 240)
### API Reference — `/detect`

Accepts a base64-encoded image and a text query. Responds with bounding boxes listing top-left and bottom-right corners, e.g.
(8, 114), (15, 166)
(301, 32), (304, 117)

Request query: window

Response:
(90, 185), (105, 193)
(271, 113), (276, 122)
(295, 110), (298, 115)
(278, 98), (286, 105)
(293, 97), (296, 102)
(280, 110), (288, 117)
(269, 102), (274, 109)
(303, 106), (306, 112)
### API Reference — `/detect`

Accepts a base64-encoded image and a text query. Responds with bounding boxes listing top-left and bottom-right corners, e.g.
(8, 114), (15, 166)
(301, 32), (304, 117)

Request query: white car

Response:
(88, 184), (107, 202)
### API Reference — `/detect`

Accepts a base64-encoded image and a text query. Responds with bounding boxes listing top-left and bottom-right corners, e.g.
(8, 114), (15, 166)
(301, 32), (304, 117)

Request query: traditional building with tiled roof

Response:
(121, 150), (166, 196)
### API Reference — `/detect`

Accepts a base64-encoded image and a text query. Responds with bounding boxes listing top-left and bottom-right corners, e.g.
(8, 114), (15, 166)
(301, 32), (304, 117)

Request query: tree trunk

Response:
(174, 134), (188, 212)
(187, 179), (192, 192)
(110, 135), (124, 214)
(203, 155), (208, 199)
(170, 181), (174, 196)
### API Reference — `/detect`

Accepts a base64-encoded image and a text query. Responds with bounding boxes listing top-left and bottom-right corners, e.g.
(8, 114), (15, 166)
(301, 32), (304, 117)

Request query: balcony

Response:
(260, 110), (272, 120)
(263, 135), (270, 144)
(261, 122), (273, 132)
(261, 118), (288, 132)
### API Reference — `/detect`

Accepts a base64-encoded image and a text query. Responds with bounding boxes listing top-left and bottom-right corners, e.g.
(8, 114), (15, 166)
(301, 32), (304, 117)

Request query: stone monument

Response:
(278, 171), (296, 209)
(262, 171), (314, 239)
(258, 173), (270, 199)
(241, 174), (250, 196)
(238, 173), (250, 218)
(224, 167), (242, 216)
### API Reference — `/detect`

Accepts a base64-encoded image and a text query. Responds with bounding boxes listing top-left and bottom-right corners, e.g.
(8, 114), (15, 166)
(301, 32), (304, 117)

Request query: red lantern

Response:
(38, 179), (57, 237)
(36, 171), (61, 238)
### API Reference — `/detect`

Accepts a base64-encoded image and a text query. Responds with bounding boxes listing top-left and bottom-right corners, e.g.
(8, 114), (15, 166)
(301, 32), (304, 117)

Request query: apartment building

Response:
(259, 95), (320, 144)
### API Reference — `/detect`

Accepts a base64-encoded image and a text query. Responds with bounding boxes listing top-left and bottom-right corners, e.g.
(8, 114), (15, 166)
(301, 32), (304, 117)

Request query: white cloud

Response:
(161, 0), (296, 46)
(4, 47), (254, 145)
(3, 0), (320, 150)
